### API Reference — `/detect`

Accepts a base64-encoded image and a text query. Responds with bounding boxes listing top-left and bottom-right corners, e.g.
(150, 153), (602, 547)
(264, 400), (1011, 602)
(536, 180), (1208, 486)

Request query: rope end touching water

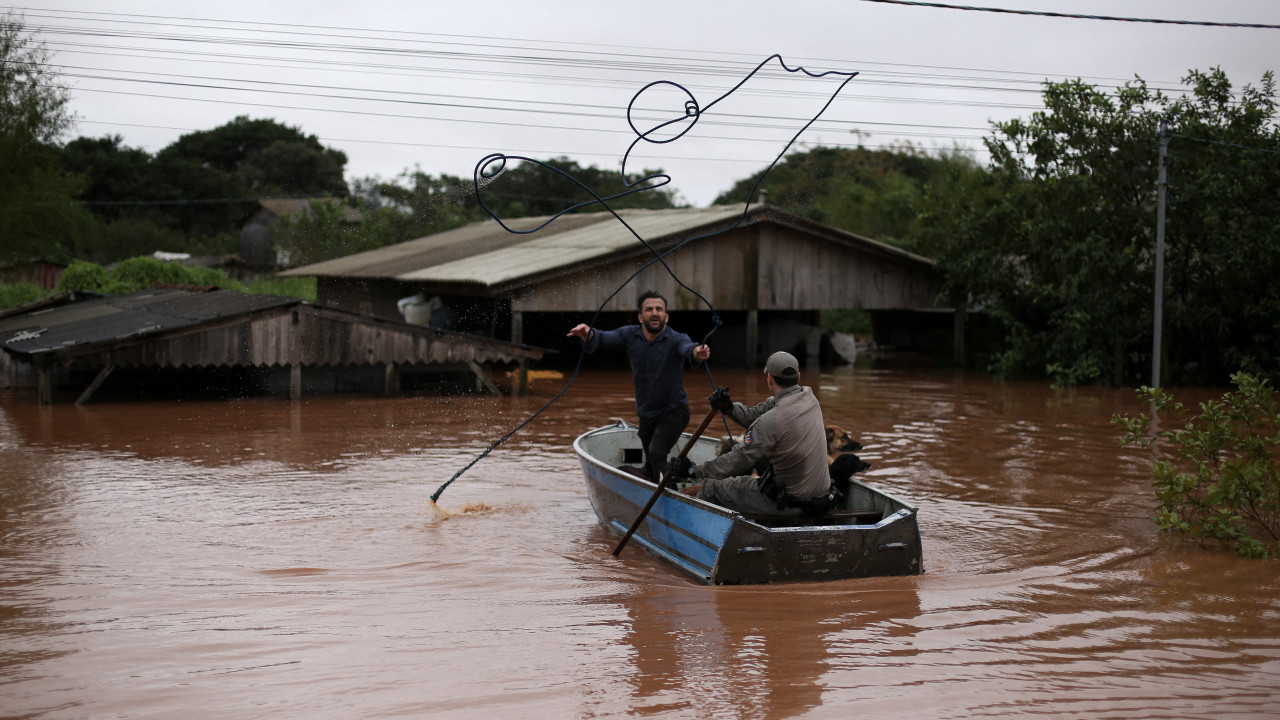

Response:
(427, 499), (453, 521)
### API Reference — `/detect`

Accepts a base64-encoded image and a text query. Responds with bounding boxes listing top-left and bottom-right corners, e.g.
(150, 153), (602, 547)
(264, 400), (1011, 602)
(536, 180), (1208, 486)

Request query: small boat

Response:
(574, 420), (924, 584)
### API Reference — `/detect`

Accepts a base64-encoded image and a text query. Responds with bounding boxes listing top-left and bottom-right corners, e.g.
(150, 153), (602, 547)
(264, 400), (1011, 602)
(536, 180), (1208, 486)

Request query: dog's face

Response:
(825, 425), (863, 457)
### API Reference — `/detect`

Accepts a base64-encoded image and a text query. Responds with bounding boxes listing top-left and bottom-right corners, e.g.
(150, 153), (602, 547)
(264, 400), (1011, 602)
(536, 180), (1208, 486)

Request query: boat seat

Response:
(743, 507), (883, 527)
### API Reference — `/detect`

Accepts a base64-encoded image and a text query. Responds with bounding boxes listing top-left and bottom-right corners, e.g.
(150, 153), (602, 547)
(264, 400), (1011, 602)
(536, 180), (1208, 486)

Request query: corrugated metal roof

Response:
(0, 289), (298, 357)
(278, 210), (614, 279)
(281, 204), (933, 289)
(403, 206), (746, 285)
(281, 205), (748, 285)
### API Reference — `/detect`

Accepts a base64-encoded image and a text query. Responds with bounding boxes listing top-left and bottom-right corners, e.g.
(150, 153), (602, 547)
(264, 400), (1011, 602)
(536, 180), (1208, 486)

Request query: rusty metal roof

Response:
(0, 289), (298, 358)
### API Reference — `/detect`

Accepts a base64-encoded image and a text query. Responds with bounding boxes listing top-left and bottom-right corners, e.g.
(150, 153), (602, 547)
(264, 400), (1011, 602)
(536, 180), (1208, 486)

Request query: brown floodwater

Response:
(2, 366), (1277, 719)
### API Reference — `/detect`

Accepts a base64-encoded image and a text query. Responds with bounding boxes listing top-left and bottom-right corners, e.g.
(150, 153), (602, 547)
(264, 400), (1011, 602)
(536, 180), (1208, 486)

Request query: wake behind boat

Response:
(574, 420), (924, 584)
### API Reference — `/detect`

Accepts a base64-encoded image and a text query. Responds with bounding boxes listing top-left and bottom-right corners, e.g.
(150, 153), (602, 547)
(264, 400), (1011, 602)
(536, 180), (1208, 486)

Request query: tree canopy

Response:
(64, 116), (351, 243)
(712, 143), (976, 252)
(0, 13), (91, 265)
(917, 68), (1280, 386)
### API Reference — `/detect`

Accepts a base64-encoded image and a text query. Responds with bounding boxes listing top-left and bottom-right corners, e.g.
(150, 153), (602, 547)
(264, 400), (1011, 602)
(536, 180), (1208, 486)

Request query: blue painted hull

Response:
(574, 423), (924, 584)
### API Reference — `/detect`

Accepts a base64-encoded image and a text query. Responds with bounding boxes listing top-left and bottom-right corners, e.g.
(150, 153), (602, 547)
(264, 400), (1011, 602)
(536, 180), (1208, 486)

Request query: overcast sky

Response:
(11, 0), (1280, 206)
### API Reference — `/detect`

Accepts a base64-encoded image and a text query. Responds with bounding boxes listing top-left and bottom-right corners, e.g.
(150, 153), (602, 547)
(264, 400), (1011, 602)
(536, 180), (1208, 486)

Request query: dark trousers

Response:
(638, 404), (690, 480)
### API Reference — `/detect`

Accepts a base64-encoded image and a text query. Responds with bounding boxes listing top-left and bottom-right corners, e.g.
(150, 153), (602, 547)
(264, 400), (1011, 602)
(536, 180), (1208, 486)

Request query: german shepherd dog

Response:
(825, 424), (863, 462)
(825, 424), (870, 493)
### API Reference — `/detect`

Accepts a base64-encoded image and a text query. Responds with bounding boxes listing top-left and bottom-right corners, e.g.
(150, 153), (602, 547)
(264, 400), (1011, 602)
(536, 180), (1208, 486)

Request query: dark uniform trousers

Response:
(638, 404), (689, 480)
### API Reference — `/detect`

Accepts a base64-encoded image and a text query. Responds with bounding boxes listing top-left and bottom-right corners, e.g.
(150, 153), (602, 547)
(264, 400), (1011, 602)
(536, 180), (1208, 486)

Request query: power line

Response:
(851, 0), (1280, 29)
(78, 194), (342, 206)
(53, 63), (999, 135)
(76, 119), (983, 166)
(70, 85), (994, 150)
(1170, 133), (1280, 156)
(20, 6), (1224, 96)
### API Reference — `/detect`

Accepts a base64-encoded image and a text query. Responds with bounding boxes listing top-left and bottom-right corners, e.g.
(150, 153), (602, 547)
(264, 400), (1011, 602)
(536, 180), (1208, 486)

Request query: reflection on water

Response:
(1, 367), (1278, 719)
(619, 580), (921, 719)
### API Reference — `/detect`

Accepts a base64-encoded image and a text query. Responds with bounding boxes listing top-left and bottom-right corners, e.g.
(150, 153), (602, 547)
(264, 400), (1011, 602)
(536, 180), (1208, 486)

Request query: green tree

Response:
(1160, 71), (1280, 384)
(931, 69), (1280, 386)
(61, 135), (163, 222)
(272, 200), (390, 267)
(713, 143), (958, 250)
(122, 116), (353, 240)
(159, 115), (347, 193)
(317, 158), (683, 267)
(357, 171), (480, 238)
(473, 156), (679, 218)
(0, 13), (91, 264)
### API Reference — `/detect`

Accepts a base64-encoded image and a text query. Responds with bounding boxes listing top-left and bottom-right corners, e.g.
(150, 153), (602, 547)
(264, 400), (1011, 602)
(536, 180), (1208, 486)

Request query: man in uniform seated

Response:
(671, 351), (837, 517)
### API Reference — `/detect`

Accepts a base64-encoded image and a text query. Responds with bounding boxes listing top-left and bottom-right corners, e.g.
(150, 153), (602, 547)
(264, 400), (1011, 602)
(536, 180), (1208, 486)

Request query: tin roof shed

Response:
(0, 288), (544, 404)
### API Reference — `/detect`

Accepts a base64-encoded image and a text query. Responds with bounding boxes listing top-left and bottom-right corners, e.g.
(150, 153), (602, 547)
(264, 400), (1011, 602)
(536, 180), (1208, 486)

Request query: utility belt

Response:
(759, 465), (843, 515)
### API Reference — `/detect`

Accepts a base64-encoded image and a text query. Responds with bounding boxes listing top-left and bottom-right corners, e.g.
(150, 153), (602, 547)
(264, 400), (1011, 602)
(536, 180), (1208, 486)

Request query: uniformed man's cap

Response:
(764, 351), (799, 379)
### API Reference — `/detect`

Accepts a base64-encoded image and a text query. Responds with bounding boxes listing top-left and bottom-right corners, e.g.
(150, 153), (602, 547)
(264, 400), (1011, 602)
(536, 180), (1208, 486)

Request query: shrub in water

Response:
(1114, 373), (1280, 558)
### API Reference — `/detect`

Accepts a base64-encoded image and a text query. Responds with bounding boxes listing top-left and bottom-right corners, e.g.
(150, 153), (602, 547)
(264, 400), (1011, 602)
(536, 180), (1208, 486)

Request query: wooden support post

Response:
(805, 329), (821, 368)
(511, 309), (528, 397)
(289, 310), (302, 401)
(467, 361), (502, 396)
(384, 362), (397, 396)
(745, 309), (759, 369)
(76, 364), (115, 406)
(37, 365), (52, 405)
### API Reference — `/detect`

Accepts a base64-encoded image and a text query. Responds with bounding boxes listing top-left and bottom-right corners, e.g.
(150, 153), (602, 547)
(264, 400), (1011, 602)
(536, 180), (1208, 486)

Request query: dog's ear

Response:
(826, 426), (836, 443)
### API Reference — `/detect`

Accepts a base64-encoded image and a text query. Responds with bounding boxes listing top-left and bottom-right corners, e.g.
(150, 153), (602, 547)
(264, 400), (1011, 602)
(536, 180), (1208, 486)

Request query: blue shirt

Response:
(583, 324), (701, 421)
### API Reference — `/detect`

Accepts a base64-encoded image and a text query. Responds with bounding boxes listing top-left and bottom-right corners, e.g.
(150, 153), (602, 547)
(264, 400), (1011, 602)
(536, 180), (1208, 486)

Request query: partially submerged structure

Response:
(280, 204), (956, 366)
(0, 288), (543, 404)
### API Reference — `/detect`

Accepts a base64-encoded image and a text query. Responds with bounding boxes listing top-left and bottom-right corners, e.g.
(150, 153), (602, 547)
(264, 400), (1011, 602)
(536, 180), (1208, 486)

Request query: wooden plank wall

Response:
(87, 308), (537, 369)
(512, 225), (944, 313)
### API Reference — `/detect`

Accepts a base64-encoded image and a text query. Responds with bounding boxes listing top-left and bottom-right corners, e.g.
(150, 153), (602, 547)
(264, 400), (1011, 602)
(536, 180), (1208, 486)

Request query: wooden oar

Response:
(612, 403), (721, 557)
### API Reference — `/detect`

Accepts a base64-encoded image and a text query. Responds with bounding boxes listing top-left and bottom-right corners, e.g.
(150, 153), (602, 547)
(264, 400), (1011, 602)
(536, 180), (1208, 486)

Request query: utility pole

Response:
(1152, 120), (1169, 388)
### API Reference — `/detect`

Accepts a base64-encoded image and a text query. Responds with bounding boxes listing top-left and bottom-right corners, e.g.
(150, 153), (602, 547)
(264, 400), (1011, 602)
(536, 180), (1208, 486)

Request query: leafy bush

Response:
(1114, 373), (1280, 558)
(57, 258), (245, 295)
(56, 260), (119, 294)
(0, 282), (52, 309)
(245, 275), (316, 302)
(110, 256), (241, 290)
(53, 258), (317, 302)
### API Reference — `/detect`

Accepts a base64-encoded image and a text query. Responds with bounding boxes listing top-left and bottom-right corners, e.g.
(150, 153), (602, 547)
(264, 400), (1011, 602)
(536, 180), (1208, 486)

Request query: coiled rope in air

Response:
(431, 54), (859, 503)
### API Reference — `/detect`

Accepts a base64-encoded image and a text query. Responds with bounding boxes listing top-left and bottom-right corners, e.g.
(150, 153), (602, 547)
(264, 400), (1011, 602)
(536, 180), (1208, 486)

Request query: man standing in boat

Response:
(567, 291), (712, 481)
(671, 351), (835, 517)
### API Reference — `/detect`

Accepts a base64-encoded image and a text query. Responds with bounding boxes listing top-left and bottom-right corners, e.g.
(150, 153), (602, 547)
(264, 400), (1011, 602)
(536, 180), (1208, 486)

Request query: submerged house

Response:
(280, 204), (957, 367)
(0, 288), (543, 404)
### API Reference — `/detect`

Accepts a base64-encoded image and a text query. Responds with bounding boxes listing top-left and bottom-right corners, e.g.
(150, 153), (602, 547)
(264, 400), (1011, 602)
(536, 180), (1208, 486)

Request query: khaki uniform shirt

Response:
(695, 385), (830, 500)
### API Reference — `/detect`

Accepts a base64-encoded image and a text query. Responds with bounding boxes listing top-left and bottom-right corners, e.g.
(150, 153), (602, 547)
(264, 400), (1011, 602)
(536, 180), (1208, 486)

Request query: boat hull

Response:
(575, 423), (924, 584)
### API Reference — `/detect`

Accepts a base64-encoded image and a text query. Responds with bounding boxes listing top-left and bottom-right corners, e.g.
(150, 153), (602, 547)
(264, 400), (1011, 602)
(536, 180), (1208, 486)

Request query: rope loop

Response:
(431, 56), (859, 501)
